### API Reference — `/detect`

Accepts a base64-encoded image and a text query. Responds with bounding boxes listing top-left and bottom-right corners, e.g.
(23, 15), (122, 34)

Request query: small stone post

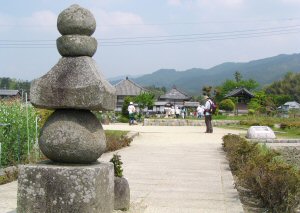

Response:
(17, 5), (116, 213)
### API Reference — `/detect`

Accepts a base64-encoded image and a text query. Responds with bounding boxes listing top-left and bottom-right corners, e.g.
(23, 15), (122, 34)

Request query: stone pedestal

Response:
(17, 161), (114, 213)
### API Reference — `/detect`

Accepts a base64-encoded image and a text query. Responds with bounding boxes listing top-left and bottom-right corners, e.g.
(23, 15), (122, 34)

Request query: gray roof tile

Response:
(160, 87), (190, 100)
(0, 89), (20, 96)
(115, 78), (147, 96)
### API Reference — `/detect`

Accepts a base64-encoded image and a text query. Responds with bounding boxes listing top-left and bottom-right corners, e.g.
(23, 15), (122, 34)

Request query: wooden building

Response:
(0, 89), (21, 100)
(114, 77), (148, 112)
(225, 87), (255, 114)
(153, 87), (192, 113)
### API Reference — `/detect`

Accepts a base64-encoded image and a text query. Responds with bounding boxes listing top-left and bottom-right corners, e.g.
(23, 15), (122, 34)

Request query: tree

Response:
(234, 71), (242, 83)
(265, 72), (300, 102)
(202, 86), (212, 97)
(134, 92), (155, 114)
(144, 86), (166, 98)
(215, 72), (259, 102)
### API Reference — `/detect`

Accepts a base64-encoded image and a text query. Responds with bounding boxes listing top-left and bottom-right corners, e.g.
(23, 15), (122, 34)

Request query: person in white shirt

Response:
(170, 106), (175, 118)
(175, 106), (180, 118)
(197, 104), (204, 118)
(204, 96), (213, 133)
(128, 102), (136, 125)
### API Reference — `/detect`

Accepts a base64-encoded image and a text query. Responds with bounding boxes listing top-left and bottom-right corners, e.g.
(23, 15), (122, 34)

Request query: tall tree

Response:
(265, 72), (300, 102)
(134, 92), (155, 114)
(234, 71), (242, 83)
(202, 86), (212, 97)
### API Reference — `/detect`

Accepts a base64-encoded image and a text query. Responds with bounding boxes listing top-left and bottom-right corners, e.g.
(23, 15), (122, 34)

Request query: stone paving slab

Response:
(0, 124), (245, 213)
(101, 124), (245, 213)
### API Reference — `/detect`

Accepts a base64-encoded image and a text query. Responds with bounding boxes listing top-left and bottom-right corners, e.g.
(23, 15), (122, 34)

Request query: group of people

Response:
(164, 106), (187, 119)
(127, 96), (214, 133)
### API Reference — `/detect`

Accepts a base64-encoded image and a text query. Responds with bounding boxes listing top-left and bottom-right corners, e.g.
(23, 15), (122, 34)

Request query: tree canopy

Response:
(265, 72), (300, 102)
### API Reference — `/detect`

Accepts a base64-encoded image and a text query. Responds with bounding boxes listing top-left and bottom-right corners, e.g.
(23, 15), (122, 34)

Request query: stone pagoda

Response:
(17, 4), (116, 213)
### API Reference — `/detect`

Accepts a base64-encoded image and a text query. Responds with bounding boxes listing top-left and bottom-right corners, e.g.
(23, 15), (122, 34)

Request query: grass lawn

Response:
(220, 124), (300, 139)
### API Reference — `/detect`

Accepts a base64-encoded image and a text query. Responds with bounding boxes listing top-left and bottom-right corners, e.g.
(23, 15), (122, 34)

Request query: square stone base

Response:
(17, 161), (114, 213)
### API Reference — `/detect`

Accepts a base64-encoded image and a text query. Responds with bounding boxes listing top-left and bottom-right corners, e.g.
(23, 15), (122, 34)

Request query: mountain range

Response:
(109, 53), (300, 95)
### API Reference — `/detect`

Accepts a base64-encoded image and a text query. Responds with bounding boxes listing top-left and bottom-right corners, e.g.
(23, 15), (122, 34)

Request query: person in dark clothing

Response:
(204, 95), (213, 133)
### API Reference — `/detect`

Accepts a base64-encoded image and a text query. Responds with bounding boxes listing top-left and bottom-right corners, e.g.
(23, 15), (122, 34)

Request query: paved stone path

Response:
(102, 124), (245, 213)
(0, 124), (245, 213)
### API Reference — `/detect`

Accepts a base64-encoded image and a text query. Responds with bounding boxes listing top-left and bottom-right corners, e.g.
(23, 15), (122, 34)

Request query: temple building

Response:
(114, 77), (148, 112)
(225, 87), (255, 114)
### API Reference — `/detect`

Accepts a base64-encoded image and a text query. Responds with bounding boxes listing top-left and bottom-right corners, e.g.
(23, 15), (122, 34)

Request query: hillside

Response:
(111, 53), (300, 95)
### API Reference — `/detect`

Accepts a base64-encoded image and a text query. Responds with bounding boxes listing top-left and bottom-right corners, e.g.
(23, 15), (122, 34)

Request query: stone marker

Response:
(246, 126), (276, 139)
(18, 4), (116, 213)
(114, 177), (130, 211)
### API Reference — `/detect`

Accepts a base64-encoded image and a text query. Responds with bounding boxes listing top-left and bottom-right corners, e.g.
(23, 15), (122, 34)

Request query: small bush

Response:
(110, 153), (123, 178)
(219, 99), (235, 112)
(105, 130), (132, 152)
(223, 134), (300, 212)
(0, 169), (18, 185)
(248, 109), (255, 115)
(117, 115), (129, 123)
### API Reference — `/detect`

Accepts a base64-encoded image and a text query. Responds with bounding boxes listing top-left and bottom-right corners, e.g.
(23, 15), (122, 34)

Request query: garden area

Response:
(223, 134), (300, 213)
(0, 100), (132, 185)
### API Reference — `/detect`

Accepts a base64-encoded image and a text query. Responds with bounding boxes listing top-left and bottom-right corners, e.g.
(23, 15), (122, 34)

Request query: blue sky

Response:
(1, 0), (300, 81)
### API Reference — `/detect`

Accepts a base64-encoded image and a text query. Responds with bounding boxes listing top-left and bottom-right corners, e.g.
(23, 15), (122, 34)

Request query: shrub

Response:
(117, 115), (129, 123)
(105, 130), (132, 152)
(248, 109), (255, 115)
(223, 134), (300, 212)
(110, 154), (123, 177)
(219, 99), (235, 111)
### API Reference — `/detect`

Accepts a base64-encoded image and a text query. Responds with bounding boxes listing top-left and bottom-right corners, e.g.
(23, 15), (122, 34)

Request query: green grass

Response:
(220, 124), (300, 139)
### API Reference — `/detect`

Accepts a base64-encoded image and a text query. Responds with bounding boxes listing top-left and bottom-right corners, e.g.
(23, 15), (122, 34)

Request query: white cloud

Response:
(0, 13), (14, 32)
(196, 0), (244, 9)
(280, 0), (300, 4)
(167, 0), (244, 9)
(167, 0), (182, 6)
(91, 9), (164, 37)
(20, 10), (57, 32)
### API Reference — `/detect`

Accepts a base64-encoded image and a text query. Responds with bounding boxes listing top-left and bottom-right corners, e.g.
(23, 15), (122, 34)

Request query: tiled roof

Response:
(0, 89), (20, 96)
(114, 78), (147, 96)
(160, 87), (190, 100)
(225, 87), (254, 98)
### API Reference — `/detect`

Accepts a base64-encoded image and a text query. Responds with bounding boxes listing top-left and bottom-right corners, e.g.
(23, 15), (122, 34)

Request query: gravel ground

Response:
(276, 146), (300, 168)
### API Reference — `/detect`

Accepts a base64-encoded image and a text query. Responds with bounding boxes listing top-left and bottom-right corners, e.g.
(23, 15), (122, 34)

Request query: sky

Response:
(1, 0), (300, 81)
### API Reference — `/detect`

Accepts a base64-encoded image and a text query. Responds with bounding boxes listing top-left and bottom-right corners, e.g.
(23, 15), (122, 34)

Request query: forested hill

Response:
(117, 53), (300, 95)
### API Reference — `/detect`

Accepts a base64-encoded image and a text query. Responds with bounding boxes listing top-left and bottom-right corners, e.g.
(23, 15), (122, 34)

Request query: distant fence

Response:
(143, 119), (239, 126)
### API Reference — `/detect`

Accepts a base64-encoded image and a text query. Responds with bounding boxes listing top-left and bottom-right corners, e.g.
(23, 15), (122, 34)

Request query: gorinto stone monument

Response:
(17, 5), (116, 213)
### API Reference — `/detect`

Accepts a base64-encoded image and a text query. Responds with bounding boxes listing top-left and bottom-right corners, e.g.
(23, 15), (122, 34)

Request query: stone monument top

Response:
(30, 4), (116, 111)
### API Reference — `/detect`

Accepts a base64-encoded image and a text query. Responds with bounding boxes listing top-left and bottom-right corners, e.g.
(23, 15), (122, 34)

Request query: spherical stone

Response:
(57, 35), (97, 57)
(39, 109), (106, 163)
(57, 4), (96, 36)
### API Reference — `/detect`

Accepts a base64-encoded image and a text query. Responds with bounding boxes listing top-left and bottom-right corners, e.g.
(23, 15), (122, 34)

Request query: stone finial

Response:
(57, 4), (96, 36)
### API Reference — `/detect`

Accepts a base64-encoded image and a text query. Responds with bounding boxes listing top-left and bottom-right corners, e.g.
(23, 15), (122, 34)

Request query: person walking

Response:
(204, 96), (213, 133)
(175, 106), (180, 118)
(128, 102), (136, 125)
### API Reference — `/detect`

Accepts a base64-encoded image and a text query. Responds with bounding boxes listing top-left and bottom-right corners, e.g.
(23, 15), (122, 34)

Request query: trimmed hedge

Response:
(223, 134), (300, 213)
